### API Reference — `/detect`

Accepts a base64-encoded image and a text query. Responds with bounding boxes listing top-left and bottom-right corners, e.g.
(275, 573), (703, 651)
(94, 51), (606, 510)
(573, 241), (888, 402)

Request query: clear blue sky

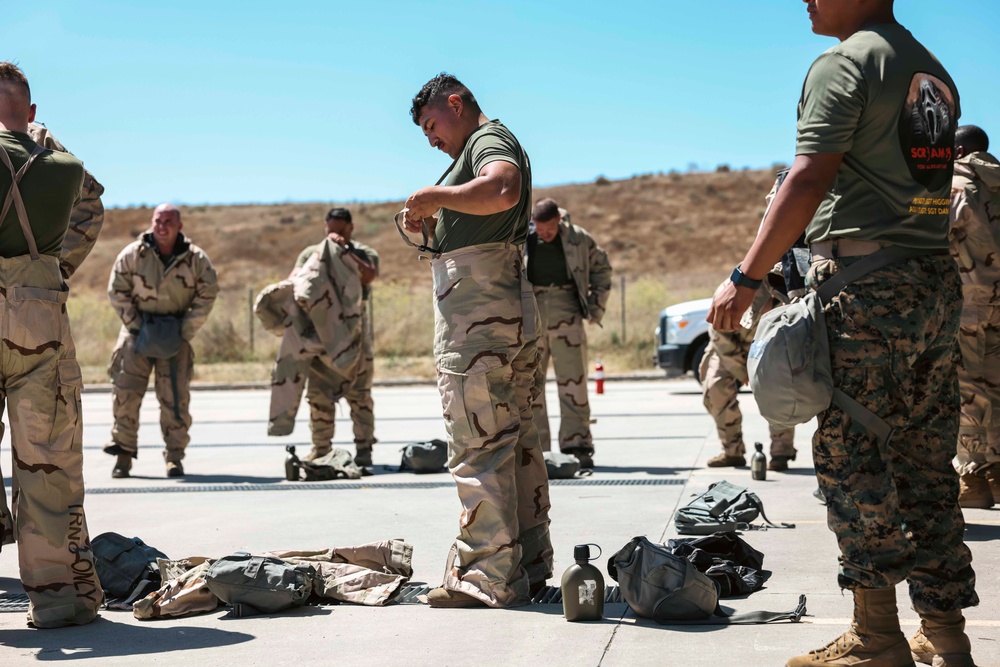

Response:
(3, 1), (998, 207)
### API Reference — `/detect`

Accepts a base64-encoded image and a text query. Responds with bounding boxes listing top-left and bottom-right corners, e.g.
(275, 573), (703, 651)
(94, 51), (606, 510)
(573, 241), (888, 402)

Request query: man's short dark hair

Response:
(410, 73), (479, 125)
(326, 207), (352, 224)
(0, 62), (30, 101)
(956, 125), (990, 154)
(532, 198), (561, 223)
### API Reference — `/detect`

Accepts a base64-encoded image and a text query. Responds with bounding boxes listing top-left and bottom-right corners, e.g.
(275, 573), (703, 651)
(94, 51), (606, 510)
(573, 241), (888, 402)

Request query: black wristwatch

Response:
(730, 266), (762, 290)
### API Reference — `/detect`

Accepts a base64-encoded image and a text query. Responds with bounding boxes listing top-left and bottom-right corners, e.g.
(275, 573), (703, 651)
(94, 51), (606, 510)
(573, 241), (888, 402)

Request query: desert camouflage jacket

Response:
(949, 152), (1000, 305)
(108, 232), (219, 340)
(527, 209), (613, 324)
(257, 237), (363, 374)
(27, 122), (105, 280)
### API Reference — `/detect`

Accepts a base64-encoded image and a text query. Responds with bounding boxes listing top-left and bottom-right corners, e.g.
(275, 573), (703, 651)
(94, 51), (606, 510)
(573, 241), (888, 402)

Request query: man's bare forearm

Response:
(740, 153), (843, 279)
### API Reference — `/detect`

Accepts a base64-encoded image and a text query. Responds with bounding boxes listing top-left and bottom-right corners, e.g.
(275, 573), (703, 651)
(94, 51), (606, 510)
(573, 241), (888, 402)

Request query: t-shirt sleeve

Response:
(469, 129), (521, 176)
(796, 53), (866, 155)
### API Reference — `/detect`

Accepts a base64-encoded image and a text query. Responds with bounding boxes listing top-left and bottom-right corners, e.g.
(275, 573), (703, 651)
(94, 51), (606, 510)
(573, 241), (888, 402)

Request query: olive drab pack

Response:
(608, 536), (807, 625)
(399, 440), (448, 473)
(133, 312), (184, 359)
(204, 554), (315, 617)
(748, 245), (934, 440)
(92, 532), (169, 604)
(673, 481), (794, 535)
(544, 451), (588, 479)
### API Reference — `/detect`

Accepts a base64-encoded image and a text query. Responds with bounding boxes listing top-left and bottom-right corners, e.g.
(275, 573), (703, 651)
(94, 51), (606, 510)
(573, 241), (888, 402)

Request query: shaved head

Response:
(956, 125), (989, 157)
(0, 62), (34, 132)
(153, 203), (182, 221)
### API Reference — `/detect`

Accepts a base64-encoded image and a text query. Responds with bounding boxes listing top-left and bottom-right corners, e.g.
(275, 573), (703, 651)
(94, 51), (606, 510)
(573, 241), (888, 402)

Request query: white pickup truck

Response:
(653, 298), (712, 381)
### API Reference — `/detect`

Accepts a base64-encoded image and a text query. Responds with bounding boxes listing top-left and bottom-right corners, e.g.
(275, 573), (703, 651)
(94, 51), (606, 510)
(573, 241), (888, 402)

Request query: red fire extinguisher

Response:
(595, 358), (605, 395)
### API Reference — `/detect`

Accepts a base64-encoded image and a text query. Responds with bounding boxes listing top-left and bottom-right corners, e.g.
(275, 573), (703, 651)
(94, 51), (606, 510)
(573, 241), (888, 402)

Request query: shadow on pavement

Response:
(0, 616), (254, 660)
(590, 466), (694, 475)
(963, 522), (1000, 542)
(773, 467), (817, 477)
(177, 474), (285, 485)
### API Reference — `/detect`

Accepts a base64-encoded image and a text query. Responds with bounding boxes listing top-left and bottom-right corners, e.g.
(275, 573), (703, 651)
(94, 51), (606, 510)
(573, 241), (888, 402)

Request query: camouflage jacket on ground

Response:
(257, 238), (363, 373)
(527, 209), (613, 324)
(27, 122), (105, 280)
(949, 152), (1000, 305)
(108, 232), (219, 340)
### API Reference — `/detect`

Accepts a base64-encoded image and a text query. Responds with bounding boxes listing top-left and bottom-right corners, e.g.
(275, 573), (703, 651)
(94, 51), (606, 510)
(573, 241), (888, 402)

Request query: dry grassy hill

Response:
(66, 166), (785, 381)
(70, 166), (782, 294)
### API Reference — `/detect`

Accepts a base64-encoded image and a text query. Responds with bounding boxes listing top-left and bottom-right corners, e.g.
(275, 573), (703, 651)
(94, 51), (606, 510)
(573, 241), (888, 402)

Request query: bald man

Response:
(105, 204), (218, 478)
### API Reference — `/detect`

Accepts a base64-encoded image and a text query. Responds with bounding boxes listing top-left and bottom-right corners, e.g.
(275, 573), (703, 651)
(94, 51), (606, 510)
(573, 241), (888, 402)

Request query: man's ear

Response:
(28, 103), (36, 124)
(955, 145), (966, 160)
(447, 94), (464, 116)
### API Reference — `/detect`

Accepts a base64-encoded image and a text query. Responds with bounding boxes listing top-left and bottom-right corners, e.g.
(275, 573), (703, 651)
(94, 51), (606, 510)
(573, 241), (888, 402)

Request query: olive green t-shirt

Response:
(295, 239), (379, 299)
(434, 120), (532, 254)
(0, 131), (84, 258)
(797, 24), (960, 249)
(527, 234), (572, 286)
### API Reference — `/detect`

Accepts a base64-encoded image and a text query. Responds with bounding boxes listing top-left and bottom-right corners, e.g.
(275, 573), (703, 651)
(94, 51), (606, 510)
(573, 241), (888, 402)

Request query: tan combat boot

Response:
(910, 609), (977, 667)
(786, 587), (913, 666)
(303, 447), (331, 462)
(707, 452), (746, 468)
(984, 466), (1000, 504)
(957, 472), (994, 509)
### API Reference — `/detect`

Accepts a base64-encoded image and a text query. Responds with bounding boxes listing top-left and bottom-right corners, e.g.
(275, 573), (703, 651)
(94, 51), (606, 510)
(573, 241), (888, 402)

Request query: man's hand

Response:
(707, 281), (756, 332)
(404, 187), (442, 232)
(327, 232), (348, 247)
(347, 253), (378, 285)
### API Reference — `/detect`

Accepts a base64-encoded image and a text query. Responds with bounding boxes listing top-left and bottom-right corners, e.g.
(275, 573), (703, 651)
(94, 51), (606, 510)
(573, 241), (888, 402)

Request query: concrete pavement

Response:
(2, 379), (997, 666)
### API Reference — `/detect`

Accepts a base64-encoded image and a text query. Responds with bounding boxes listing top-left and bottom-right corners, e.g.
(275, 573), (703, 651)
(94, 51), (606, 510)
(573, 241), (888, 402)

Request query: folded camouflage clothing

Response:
(133, 539), (413, 619)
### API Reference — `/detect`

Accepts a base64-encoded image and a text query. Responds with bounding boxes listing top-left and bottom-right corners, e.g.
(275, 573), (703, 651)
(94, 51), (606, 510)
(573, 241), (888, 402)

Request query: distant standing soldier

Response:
(26, 123), (105, 280)
(402, 73), (553, 608)
(0, 61), (103, 627)
(526, 198), (611, 468)
(949, 124), (1000, 508)
(292, 207), (379, 467)
(704, 174), (799, 471)
(105, 204), (219, 478)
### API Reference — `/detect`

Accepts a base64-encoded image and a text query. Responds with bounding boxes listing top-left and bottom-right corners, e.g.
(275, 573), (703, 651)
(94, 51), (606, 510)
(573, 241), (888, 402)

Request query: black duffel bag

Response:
(92, 532), (168, 604)
(608, 536), (806, 625)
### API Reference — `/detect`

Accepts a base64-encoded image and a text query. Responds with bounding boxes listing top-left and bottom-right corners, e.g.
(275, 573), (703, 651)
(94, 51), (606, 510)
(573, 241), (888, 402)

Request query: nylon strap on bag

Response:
(656, 594), (808, 626)
(812, 244), (935, 444)
(0, 143), (46, 260)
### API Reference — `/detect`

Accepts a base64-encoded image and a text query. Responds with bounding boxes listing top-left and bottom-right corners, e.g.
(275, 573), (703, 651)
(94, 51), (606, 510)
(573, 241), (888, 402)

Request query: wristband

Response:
(730, 266), (762, 290)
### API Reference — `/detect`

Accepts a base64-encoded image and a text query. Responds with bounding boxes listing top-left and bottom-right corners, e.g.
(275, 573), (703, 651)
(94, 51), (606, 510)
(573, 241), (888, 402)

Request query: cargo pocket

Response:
(4, 287), (66, 355)
(51, 358), (84, 452)
(437, 351), (518, 451)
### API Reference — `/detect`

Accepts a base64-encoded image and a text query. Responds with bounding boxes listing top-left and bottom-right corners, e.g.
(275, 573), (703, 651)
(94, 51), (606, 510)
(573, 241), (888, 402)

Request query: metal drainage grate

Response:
(0, 586), (623, 613)
(85, 477), (686, 495)
(0, 593), (28, 612)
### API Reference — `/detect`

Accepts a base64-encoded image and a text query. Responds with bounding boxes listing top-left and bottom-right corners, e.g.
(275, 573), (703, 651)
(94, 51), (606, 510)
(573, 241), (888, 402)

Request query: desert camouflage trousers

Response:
(531, 285), (592, 453)
(432, 243), (553, 607)
(700, 326), (795, 457)
(305, 307), (375, 454)
(809, 254), (978, 613)
(108, 331), (193, 462)
(0, 254), (102, 627)
(955, 303), (1000, 475)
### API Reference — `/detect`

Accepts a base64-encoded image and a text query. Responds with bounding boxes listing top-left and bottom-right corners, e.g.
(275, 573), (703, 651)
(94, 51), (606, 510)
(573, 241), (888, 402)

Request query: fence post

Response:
(248, 286), (255, 356)
(620, 274), (627, 344)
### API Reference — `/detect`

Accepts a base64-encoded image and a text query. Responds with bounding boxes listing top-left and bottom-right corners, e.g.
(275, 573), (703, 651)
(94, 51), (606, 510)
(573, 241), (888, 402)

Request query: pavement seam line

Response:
(597, 605), (629, 667)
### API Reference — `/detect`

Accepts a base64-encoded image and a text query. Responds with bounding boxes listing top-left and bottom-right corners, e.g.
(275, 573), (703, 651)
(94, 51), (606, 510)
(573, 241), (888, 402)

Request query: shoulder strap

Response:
(655, 595), (807, 625)
(0, 143), (46, 260)
(815, 245), (935, 304)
